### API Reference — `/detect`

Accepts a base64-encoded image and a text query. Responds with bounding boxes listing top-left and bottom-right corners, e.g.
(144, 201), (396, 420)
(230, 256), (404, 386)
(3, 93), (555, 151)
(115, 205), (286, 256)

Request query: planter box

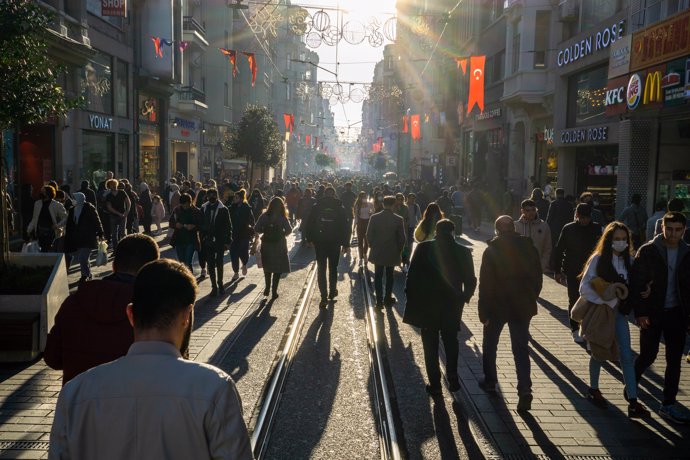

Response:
(0, 253), (69, 362)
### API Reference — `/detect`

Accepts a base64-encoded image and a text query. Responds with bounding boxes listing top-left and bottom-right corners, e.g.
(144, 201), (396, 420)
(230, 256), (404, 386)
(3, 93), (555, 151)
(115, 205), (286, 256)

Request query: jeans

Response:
(109, 215), (127, 250)
(483, 317), (532, 396)
(231, 237), (251, 274)
(175, 243), (195, 271)
(69, 247), (92, 279)
(589, 311), (638, 399)
(422, 327), (459, 388)
(315, 243), (340, 299)
(374, 265), (394, 303)
(566, 274), (581, 331)
(635, 306), (687, 405)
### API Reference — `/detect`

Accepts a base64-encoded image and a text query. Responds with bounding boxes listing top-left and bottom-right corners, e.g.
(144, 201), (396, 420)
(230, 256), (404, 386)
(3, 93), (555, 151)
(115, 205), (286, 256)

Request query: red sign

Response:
(102, 0), (127, 17)
(630, 9), (690, 71)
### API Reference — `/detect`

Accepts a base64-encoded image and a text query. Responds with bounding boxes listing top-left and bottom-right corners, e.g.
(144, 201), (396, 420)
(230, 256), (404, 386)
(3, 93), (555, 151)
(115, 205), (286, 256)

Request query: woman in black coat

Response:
(64, 192), (104, 282)
(403, 219), (477, 397)
(228, 189), (255, 279)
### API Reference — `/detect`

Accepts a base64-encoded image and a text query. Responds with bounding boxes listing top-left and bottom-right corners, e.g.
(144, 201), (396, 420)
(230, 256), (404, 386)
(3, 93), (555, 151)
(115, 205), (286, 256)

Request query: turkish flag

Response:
(283, 113), (292, 132)
(242, 52), (257, 87)
(305, 135), (311, 146)
(402, 115), (409, 133)
(410, 114), (421, 143)
(220, 48), (238, 76)
(467, 55), (485, 114)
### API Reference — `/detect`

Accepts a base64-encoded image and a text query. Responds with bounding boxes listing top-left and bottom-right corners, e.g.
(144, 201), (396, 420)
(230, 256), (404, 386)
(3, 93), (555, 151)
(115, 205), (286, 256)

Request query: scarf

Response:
(73, 192), (86, 223)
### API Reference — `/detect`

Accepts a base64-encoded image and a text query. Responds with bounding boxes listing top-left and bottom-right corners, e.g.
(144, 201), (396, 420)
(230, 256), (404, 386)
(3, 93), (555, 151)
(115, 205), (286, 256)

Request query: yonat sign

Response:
(558, 20), (625, 67)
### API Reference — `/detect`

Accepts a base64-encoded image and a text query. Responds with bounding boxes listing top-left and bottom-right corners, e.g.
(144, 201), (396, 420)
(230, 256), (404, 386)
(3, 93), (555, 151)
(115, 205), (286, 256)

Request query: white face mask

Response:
(612, 241), (628, 253)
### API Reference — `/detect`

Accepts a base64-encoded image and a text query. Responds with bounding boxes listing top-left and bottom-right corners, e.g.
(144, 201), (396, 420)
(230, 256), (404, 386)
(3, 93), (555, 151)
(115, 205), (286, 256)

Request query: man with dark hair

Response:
(546, 188), (573, 248)
(620, 193), (648, 248)
(404, 219), (476, 397)
(551, 203), (602, 342)
(304, 186), (350, 307)
(200, 188), (232, 296)
(478, 216), (542, 411)
(653, 198), (690, 244)
(630, 212), (690, 424)
(44, 234), (160, 385)
(515, 199), (552, 273)
(169, 193), (202, 272)
(49, 259), (252, 459)
(366, 195), (406, 308)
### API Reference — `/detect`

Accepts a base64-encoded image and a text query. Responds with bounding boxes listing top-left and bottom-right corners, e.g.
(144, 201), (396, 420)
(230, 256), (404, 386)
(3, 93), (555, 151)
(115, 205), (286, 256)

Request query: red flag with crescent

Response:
(151, 36), (163, 58)
(410, 114), (421, 143)
(242, 52), (257, 86)
(467, 55), (485, 114)
(220, 48), (239, 76)
(305, 135), (311, 146)
(402, 115), (409, 133)
(283, 113), (291, 132)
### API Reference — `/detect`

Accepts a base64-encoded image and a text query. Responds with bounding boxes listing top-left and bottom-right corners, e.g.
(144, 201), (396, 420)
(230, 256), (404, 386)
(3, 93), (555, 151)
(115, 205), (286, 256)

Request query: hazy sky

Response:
(290, 0), (398, 131)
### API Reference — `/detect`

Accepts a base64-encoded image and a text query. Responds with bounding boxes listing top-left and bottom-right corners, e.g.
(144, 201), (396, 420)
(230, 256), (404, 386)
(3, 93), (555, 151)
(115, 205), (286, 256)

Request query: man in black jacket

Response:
(200, 188), (232, 296)
(551, 203), (601, 342)
(478, 215), (542, 411)
(304, 187), (350, 308)
(630, 212), (690, 424)
(546, 188), (573, 248)
(404, 219), (476, 397)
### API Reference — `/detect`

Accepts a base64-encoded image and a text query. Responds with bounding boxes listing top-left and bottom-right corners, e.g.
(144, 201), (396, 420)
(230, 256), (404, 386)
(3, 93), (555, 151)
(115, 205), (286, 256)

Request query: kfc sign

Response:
(102, 0), (127, 17)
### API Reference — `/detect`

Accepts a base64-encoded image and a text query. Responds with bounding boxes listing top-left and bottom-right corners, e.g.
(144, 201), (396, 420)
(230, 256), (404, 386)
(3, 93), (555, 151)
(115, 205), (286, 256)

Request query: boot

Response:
(263, 272), (271, 296)
(271, 273), (280, 298)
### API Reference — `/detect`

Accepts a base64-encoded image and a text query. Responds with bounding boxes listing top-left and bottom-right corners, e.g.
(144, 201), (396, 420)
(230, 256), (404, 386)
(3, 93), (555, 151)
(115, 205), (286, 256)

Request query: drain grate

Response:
(0, 441), (50, 450)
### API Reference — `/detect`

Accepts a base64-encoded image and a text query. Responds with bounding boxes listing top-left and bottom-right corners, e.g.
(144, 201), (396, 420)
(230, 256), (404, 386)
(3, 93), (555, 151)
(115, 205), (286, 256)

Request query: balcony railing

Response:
(183, 16), (206, 36)
(179, 86), (206, 104)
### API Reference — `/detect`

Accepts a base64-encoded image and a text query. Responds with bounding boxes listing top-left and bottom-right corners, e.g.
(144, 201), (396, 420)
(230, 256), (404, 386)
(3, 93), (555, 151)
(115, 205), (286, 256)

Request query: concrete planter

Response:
(0, 253), (69, 362)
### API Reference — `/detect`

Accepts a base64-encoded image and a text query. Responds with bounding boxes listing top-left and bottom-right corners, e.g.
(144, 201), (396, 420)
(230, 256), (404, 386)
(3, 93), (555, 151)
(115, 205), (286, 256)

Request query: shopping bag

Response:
(255, 243), (263, 269)
(21, 241), (40, 254)
(95, 240), (108, 266)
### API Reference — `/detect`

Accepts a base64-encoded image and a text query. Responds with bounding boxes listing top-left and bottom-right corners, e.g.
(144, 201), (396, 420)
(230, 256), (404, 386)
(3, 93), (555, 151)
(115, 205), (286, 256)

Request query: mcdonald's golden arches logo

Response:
(643, 71), (662, 104)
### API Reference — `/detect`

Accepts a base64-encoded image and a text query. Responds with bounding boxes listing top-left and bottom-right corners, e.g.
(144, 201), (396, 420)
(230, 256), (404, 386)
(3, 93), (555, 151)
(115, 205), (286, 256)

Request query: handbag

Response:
(95, 240), (108, 266)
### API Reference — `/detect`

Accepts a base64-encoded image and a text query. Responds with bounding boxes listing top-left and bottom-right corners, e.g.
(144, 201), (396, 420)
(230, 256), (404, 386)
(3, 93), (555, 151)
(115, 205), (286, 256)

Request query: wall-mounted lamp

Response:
(202, 127), (207, 134)
(169, 117), (178, 128)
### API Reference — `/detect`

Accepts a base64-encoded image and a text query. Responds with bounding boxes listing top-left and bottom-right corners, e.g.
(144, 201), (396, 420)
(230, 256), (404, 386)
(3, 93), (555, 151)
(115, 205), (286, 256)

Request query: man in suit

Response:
(366, 195), (406, 308)
(404, 219), (476, 397)
(200, 188), (232, 296)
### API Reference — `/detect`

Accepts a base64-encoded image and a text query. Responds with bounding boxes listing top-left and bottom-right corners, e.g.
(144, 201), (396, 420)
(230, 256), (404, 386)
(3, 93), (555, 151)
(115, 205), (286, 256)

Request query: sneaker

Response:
(271, 291), (279, 299)
(200, 268), (207, 278)
(587, 388), (608, 409)
(425, 384), (442, 397)
(517, 394), (533, 412)
(319, 298), (328, 308)
(263, 287), (270, 296)
(242, 265), (248, 276)
(659, 403), (690, 424)
(628, 401), (650, 419)
(478, 379), (497, 394)
(328, 289), (338, 300)
(572, 330), (585, 343)
(232, 272), (240, 281)
(447, 376), (460, 392)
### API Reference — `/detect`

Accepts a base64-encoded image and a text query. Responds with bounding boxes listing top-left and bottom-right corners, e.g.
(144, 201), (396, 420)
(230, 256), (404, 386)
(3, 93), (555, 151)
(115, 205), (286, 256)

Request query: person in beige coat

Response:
(514, 199), (552, 273)
(367, 196), (406, 308)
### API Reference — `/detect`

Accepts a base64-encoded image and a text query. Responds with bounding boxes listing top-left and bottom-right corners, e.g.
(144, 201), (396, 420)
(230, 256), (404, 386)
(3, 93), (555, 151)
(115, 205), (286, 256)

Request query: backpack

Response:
(315, 204), (341, 243)
(262, 219), (283, 243)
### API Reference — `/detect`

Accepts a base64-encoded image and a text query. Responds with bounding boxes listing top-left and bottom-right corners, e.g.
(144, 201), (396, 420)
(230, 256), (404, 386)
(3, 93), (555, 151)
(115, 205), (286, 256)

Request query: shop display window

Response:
(81, 50), (113, 115)
(568, 65), (608, 126)
(82, 131), (113, 188)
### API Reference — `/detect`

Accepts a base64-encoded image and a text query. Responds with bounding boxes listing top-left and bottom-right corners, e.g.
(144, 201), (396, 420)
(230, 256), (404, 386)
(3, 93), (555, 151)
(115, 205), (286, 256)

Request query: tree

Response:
(314, 152), (333, 168)
(227, 105), (284, 182)
(0, 0), (83, 269)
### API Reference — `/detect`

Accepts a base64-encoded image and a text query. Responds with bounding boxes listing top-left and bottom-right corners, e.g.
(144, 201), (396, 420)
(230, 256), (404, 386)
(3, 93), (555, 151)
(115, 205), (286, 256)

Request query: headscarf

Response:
(73, 192), (85, 223)
(140, 182), (149, 192)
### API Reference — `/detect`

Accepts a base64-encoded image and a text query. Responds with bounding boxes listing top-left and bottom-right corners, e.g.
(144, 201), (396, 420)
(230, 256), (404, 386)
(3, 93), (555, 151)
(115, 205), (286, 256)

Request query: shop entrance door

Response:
(658, 171), (690, 218)
(176, 151), (188, 179)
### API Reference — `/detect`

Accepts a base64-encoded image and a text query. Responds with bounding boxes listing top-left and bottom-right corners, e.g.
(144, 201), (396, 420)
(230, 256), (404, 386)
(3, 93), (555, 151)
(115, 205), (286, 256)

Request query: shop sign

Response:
(139, 97), (157, 122)
(174, 117), (195, 130)
(559, 126), (608, 144)
(475, 108), (501, 121)
(88, 114), (113, 130)
(101, 0), (127, 17)
(536, 127), (554, 144)
(630, 9), (690, 72)
(557, 20), (625, 68)
(626, 73), (643, 109)
(605, 75), (629, 116)
(608, 35), (632, 79)
(663, 57), (687, 106)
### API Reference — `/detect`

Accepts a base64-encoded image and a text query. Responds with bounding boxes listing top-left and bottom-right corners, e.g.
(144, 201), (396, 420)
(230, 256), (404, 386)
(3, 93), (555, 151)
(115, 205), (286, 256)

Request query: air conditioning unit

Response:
(558, 0), (579, 22)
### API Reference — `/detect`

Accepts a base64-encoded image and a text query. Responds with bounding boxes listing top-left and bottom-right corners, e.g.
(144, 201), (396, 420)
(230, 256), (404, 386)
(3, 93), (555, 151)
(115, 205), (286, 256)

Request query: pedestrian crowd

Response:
(8, 170), (688, 458)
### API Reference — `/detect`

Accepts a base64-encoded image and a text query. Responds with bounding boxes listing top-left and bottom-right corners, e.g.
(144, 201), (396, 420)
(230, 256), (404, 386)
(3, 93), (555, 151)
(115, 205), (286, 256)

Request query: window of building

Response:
(115, 60), (128, 118)
(568, 65), (608, 126)
(86, 0), (124, 27)
(493, 50), (505, 82)
(581, 0), (619, 31)
(633, 0), (690, 29)
(82, 131), (114, 187)
(512, 20), (521, 74)
(82, 50), (113, 114)
(117, 135), (128, 179)
(534, 11), (550, 69)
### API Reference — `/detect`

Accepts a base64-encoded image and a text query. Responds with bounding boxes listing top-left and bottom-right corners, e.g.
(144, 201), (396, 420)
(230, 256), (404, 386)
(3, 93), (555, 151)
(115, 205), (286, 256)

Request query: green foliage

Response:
(314, 152), (333, 167)
(0, 0), (83, 130)
(227, 105), (284, 168)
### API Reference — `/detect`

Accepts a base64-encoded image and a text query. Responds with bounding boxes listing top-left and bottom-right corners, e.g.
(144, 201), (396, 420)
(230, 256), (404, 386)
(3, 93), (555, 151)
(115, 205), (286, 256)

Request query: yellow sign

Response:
(643, 71), (661, 104)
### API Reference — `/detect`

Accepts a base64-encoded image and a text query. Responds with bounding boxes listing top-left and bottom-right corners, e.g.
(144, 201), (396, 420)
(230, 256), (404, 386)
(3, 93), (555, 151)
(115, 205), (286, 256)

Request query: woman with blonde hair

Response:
(254, 197), (292, 298)
(414, 203), (444, 243)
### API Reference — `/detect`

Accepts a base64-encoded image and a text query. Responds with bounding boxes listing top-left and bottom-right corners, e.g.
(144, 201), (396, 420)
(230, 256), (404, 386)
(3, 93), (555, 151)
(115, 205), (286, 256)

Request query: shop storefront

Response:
(533, 123), (556, 192)
(138, 94), (162, 191)
(169, 115), (200, 182)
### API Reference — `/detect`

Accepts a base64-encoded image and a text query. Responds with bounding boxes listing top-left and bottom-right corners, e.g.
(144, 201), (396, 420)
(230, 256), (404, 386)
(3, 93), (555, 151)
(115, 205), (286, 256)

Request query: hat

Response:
(576, 203), (592, 217)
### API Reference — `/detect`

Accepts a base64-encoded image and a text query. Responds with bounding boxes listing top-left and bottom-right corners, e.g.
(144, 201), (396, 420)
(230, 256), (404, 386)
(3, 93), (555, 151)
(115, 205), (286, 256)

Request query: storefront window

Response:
(117, 135), (128, 179)
(576, 145), (618, 221)
(140, 123), (160, 191)
(115, 60), (128, 118)
(569, 65), (608, 126)
(82, 50), (113, 114)
(82, 131), (113, 188)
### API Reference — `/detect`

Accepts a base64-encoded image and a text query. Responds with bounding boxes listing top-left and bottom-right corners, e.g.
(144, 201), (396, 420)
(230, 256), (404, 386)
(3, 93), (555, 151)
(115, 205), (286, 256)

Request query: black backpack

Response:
(315, 204), (342, 243)
(262, 219), (283, 243)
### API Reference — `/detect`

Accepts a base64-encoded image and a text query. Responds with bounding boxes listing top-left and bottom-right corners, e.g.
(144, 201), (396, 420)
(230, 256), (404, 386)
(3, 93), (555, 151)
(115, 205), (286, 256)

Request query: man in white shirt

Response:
(49, 259), (252, 460)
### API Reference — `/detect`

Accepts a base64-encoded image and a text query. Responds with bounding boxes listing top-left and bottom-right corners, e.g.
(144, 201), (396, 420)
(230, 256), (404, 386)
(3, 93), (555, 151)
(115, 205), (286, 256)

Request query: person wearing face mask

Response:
(574, 222), (650, 418)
